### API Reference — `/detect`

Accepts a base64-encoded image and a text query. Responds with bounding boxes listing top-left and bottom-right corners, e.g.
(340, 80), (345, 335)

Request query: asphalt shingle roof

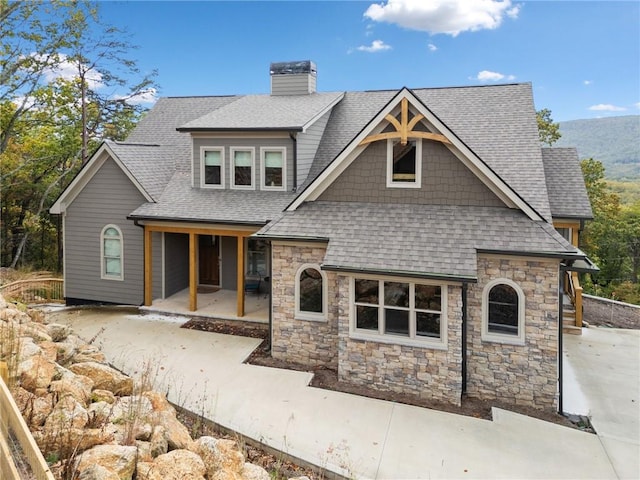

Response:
(106, 141), (178, 201)
(177, 92), (344, 131)
(129, 171), (297, 225)
(305, 84), (553, 221)
(542, 147), (593, 219)
(257, 202), (580, 280)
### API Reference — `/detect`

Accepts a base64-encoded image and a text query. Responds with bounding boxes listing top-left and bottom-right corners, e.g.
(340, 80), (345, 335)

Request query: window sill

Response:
(200, 183), (225, 189)
(386, 182), (422, 189)
(261, 185), (286, 192)
(481, 333), (525, 346)
(349, 331), (447, 350)
(294, 312), (327, 323)
(101, 275), (124, 281)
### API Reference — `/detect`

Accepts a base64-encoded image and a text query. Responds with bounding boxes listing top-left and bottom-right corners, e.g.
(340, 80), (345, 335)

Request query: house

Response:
(50, 61), (595, 412)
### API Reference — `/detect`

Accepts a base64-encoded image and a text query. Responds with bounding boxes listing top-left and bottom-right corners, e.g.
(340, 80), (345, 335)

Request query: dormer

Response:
(176, 61), (343, 191)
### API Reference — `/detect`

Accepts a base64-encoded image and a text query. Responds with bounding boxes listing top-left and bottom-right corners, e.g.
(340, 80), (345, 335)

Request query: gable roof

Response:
(289, 87), (547, 221)
(257, 202), (582, 281)
(50, 141), (168, 214)
(299, 83), (552, 222)
(177, 92), (344, 132)
(542, 147), (593, 220)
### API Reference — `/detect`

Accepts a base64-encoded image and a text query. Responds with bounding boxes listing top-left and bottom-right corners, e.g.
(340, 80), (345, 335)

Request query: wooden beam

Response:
(400, 97), (408, 144)
(144, 228), (152, 306)
(359, 130), (451, 147)
(237, 235), (245, 317)
(144, 224), (258, 237)
(189, 233), (197, 311)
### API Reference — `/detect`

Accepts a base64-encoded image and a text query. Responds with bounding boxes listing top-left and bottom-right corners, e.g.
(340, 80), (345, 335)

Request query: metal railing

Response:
(0, 362), (55, 480)
(0, 279), (64, 304)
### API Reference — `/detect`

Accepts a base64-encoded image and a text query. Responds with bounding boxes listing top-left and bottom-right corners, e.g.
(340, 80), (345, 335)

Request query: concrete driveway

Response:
(564, 327), (640, 480)
(49, 307), (621, 479)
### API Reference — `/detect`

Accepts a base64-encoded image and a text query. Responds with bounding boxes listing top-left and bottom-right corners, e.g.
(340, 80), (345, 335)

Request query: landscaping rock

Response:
(69, 361), (133, 395)
(193, 436), (245, 477)
(75, 445), (137, 480)
(49, 373), (94, 405)
(19, 354), (56, 391)
(44, 394), (89, 431)
(242, 462), (271, 480)
(37, 340), (58, 362)
(149, 449), (206, 480)
(46, 322), (71, 342)
(91, 388), (116, 404)
(12, 386), (53, 428)
(78, 464), (120, 480)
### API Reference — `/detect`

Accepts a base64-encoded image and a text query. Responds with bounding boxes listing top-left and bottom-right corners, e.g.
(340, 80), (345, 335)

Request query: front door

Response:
(198, 235), (219, 286)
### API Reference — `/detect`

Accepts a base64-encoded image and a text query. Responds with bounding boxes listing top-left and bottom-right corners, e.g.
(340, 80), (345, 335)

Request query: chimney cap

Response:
(270, 60), (316, 76)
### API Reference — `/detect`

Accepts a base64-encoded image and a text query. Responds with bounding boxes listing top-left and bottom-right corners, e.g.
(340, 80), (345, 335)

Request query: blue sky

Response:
(95, 0), (639, 122)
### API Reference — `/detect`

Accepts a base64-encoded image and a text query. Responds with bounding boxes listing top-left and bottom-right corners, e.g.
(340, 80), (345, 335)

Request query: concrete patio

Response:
(48, 307), (634, 479)
(142, 288), (269, 323)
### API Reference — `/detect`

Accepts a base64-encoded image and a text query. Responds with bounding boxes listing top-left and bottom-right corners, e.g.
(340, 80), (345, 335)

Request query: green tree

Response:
(580, 158), (637, 298)
(536, 108), (561, 146)
(1, 1), (156, 269)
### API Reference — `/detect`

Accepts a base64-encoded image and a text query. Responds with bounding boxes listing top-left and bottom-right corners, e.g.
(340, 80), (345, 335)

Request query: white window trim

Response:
(294, 263), (327, 322)
(481, 278), (526, 345)
(230, 146), (255, 190)
(199, 146), (225, 189)
(100, 224), (124, 281)
(348, 275), (447, 349)
(386, 138), (422, 189)
(260, 146), (287, 191)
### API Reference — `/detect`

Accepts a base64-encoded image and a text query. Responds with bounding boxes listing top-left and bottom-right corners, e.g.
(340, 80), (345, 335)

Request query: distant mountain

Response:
(555, 115), (640, 180)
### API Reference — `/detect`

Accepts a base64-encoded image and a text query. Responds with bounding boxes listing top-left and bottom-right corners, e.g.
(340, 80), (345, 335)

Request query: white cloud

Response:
(583, 80), (592, 86)
(364, 0), (521, 37)
(588, 104), (627, 112)
(38, 53), (103, 89)
(428, 43), (438, 52)
(634, 102), (640, 109)
(356, 39), (392, 53)
(473, 70), (516, 82)
(115, 88), (158, 106)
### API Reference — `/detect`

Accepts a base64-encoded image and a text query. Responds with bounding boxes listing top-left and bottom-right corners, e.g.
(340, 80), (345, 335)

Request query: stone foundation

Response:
(466, 255), (560, 411)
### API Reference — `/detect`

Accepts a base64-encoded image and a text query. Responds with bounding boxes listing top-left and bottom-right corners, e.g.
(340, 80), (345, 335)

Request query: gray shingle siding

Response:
(64, 158), (146, 305)
(318, 139), (504, 207)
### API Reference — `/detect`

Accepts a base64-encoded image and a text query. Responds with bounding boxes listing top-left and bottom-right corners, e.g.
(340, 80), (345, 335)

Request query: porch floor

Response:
(141, 288), (269, 323)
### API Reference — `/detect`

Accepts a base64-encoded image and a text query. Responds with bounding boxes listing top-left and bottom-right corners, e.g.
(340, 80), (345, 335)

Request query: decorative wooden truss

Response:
(358, 98), (451, 147)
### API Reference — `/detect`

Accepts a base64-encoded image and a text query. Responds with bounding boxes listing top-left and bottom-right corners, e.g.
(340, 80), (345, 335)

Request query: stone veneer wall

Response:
(337, 276), (464, 405)
(466, 255), (560, 411)
(270, 242), (339, 369)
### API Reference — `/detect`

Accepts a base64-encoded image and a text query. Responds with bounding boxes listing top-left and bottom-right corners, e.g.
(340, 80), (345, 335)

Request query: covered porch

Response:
(141, 287), (269, 323)
(142, 222), (269, 318)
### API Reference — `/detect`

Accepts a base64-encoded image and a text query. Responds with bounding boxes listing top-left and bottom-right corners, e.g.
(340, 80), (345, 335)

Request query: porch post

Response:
(189, 233), (197, 311)
(144, 227), (152, 306)
(237, 235), (245, 317)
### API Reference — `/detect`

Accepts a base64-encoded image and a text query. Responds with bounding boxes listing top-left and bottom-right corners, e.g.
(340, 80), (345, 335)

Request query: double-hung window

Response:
(351, 277), (446, 348)
(387, 139), (422, 188)
(101, 225), (123, 280)
(201, 147), (224, 188)
(231, 147), (255, 189)
(261, 147), (286, 190)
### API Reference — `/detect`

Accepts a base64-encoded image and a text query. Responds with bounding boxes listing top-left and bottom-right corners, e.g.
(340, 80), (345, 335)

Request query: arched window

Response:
(482, 279), (525, 344)
(295, 264), (327, 321)
(101, 225), (123, 280)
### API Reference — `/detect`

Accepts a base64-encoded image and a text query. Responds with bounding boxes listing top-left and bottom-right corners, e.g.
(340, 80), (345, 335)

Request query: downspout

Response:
(289, 132), (297, 191)
(461, 282), (468, 396)
(558, 265), (565, 414)
(267, 241), (273, 351)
